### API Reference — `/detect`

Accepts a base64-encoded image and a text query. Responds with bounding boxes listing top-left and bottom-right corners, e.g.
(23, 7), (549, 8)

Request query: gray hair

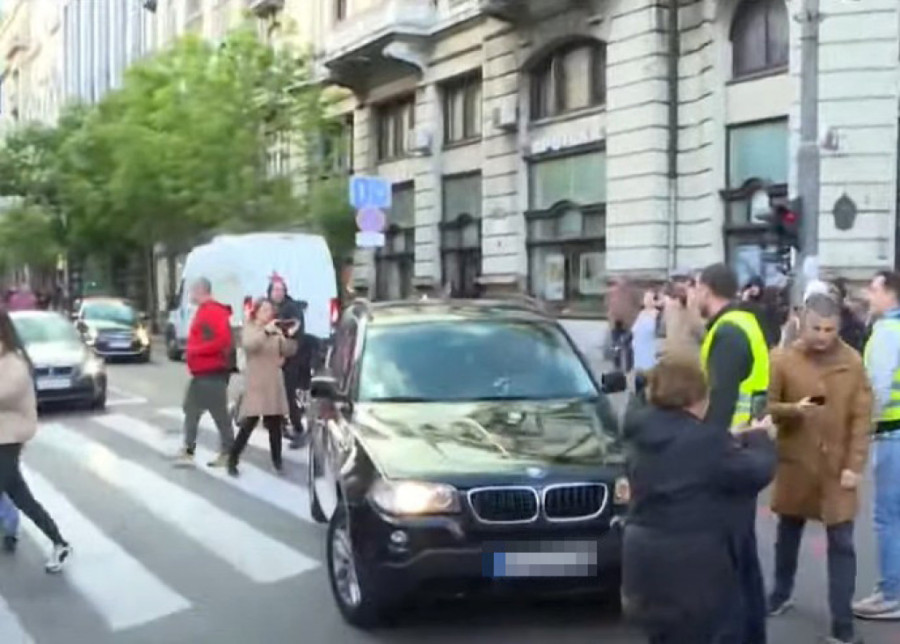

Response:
(192, 277), (212, 295)
(804, 292), (840, 318)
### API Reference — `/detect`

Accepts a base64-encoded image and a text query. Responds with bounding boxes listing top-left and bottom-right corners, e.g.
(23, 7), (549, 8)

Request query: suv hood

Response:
(85, 320), (136, 331)
(352, 399), (623, 481)
(27, 342), (88, 367)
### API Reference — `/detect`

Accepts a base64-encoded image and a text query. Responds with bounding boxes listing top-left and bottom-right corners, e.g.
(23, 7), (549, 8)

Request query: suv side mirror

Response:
(601, 371), (627, 395)
(310, 375), (345, 402)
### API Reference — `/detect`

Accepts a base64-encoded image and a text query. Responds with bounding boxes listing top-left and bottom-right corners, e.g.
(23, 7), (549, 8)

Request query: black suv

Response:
(307, 299), (628, 628)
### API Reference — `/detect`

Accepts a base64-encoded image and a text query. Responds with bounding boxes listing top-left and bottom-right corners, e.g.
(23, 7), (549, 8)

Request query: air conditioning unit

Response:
(491, 97), (518, 132)
(406, 128), (432, 154)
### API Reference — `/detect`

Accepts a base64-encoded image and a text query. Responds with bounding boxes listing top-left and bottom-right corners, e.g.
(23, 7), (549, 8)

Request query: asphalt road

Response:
(0, 351), (896, 644)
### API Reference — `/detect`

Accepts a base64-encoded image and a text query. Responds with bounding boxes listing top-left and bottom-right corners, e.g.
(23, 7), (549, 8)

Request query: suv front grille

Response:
(543, 483), (608, 521)
(33, 366), (75, 378)
(467, 487), (539, 524)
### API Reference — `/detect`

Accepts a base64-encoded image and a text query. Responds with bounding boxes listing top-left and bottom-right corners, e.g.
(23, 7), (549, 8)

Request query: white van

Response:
(164, 232), (339, 361)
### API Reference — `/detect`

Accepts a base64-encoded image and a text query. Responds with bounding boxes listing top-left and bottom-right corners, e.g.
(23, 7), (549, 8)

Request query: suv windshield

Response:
(358, 319), (598, 402)
(14, 315), (82, 346)
(82, 301), (136, 325)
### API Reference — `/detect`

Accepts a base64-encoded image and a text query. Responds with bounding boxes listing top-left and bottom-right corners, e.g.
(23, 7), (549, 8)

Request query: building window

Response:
(441, 173), (482, 298)
(375, 96), (415, 162)
(530, 41), (606, 120)
(317, 114), (354, 176)
(527, 150), (606, 312)
(335, 0), (348, 22)
(721, 119), (788, 284)
(730, 0), (789, 79)
(376, 183), (415, 301)
(442, 74), (482, 145)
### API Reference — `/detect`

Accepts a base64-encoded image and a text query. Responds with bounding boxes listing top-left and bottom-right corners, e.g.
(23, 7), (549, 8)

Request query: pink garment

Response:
(7, 290), (37, 311)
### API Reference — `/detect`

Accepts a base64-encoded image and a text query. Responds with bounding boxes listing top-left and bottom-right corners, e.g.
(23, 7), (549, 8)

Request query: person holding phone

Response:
(766, 293), (873, 644)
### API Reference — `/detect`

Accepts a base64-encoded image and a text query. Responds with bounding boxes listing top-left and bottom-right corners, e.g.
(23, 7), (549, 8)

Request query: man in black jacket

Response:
(268, 277), (306, 445)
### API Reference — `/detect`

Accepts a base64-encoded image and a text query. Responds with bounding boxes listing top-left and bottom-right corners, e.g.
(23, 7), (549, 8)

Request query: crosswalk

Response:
(0, 407), (325, 643)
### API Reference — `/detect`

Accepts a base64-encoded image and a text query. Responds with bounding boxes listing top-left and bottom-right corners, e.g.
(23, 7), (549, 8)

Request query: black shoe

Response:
(2, 536), (17, 553)
(227, 462), (239, 477)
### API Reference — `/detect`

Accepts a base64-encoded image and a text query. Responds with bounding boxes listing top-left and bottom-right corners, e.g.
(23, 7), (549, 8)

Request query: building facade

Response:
(298, 0), (900, 316)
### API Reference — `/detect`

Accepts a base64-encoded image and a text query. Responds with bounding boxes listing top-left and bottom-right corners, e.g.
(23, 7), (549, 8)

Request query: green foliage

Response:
(0, 23), (351, 270)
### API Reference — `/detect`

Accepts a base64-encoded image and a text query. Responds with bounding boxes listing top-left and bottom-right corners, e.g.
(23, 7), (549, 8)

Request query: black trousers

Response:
(230, 416), (283, 469)
(771, 516), (856, 641)
(0, 443), (65, 546)
(282, 366), (303, 434)
(715, 516), (767, 644)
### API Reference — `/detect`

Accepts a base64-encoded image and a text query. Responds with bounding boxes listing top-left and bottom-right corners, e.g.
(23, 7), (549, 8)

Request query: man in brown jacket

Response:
(766, 293), (873, 644)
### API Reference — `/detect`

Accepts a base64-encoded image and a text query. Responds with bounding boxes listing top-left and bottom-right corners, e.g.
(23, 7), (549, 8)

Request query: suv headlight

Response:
(136, 328), (150, 346)
(369, 480), (460, 516)
(613, 476), (631, 505)
(83, 355), (105, 376)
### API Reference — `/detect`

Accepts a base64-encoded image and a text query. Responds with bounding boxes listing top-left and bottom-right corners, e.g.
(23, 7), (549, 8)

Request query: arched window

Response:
(730, 0), (789, 79)
(530, 40), (606, 120)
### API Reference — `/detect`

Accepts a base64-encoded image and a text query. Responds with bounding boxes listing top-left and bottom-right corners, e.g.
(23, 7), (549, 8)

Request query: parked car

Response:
(73, 297), (151, 362)
(307, 298), (628, 628)
(11, 310), (107, 410)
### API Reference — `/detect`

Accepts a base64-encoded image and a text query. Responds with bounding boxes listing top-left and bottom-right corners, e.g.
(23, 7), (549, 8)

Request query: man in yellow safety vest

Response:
(694, 263), (773, 644)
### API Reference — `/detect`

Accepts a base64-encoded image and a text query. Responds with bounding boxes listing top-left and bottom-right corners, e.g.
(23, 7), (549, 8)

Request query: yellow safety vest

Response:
(700, 309), (770, 427)
(863, 318), (900, 422)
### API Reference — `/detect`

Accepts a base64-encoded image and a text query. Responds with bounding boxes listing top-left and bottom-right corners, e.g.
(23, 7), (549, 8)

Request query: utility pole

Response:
(794, 0), (822, 302)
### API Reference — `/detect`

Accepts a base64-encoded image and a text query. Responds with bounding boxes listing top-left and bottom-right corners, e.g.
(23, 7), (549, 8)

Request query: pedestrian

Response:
(607, 277), (640, 372)
(693, 263), (771, 644)
(0, 308), (71, 572)
(175, 278), (235, 468)
(228, 298), (298, 477)
(631, 289), (660, 373)
(0, 492), (19, 552)
(832, 278), (866, 354)
(658, 275), (705, 361)
(854, 270), (900, 620)
(766, 293), (872, 643)
(6, 283), (37, 312)
(267, 276), (307, 448)
(622, 353), (776, 644)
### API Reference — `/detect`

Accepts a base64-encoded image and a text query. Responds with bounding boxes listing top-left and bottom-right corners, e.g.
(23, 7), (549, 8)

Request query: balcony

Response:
(322, 0), (440, 92)
(480, 0), (589, 23)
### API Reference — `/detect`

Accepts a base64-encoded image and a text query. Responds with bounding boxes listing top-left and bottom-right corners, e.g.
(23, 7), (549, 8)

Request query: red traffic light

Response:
(782, 210), (798, 225)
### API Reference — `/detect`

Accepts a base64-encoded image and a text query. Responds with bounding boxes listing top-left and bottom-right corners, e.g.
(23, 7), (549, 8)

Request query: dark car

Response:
(74, 297), (151, 362)
(11, 310), (108, 410)
(307, 299), (628, 628)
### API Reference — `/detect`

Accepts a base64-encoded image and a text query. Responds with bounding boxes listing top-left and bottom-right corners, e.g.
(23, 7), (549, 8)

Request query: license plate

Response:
(484, 542), (598, 578)
(37, 377), (71, 391)
(110, 340), (131, 349)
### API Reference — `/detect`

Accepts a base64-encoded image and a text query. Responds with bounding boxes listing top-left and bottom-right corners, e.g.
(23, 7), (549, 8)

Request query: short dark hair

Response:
(875, 271), (900, 299)
(193, 277), (212, 295)
(804, 293), (840, 319)
(699, 263), (738, 300)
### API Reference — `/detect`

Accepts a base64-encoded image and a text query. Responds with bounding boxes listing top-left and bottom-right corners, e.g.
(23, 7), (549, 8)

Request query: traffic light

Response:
(770, 197), (802, 249)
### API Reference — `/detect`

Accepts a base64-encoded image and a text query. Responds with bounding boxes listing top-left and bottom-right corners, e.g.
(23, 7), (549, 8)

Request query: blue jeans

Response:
(0, 493), (19, 537)
(874, 433), (900, 601)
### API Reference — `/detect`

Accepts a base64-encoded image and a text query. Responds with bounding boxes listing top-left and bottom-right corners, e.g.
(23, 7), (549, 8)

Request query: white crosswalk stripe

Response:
(94, 414), (315, 523)
(155, 407), (308, 465)
(33, 423), (320, 583)
(19, 466), (192, 631)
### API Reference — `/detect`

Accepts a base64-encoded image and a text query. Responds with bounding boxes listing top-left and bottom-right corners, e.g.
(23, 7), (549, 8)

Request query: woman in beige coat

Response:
(228, 298), (297, 477)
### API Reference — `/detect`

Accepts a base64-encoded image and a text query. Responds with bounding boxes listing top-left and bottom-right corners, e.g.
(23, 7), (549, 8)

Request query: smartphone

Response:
(750, 393), (768, 421)
(809, 395), (826, 406)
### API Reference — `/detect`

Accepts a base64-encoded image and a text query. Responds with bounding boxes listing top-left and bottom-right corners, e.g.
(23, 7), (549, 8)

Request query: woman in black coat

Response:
(622, 353), (776, 644)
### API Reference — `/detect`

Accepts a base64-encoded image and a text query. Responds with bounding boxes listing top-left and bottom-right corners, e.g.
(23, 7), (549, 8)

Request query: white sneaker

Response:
(45, 543), (72, 573)
(172, 448), (195, 468)
(853, 593), (900, 620)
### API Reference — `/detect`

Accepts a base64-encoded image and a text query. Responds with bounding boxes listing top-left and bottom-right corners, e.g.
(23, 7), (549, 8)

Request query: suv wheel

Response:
(307, 449), (327, 524)
(327, 503), (394, 628)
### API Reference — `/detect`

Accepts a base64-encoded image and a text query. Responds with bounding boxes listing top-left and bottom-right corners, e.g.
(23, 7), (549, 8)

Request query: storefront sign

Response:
(529, 123), (606, 156)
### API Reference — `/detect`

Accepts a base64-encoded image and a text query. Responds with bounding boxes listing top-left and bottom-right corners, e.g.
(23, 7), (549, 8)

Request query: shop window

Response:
(375, 96), (415, 162)
(527, 150), (606, 313)
(443, 74), (482, 145)
(721, 119), (788, 284)
(441, 173), (482, 298)
(376, 183), (415, 301)
(530, 40), (606, 120)
(731, 0), (789, 80)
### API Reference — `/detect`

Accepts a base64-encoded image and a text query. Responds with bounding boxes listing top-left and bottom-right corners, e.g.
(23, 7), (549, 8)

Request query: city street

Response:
(0, 351), (895, 644)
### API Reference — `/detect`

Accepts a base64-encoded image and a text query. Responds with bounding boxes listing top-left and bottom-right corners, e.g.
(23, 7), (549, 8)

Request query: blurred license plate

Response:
(484, 541), (598, 578)
(37, 377), (71, 391)
(110, 340), (131, 349)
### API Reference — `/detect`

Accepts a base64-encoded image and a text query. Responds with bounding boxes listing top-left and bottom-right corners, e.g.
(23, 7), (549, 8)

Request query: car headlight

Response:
(613, 476), (631, 505)
(83, 327), (97, 344)
(83, 355), (105, 376)
(136, 328), (150, 346)
(369, 480), (460, 516)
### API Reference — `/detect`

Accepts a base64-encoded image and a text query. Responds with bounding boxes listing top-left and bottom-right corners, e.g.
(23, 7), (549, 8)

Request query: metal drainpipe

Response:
(666, 0), (680, 272)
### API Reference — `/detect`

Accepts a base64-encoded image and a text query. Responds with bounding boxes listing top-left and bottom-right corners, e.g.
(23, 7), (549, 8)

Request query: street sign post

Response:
(350, 176), (391, 249)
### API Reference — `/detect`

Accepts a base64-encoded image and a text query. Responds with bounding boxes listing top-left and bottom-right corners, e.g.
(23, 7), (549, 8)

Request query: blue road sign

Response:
(349, 175), (391, 210)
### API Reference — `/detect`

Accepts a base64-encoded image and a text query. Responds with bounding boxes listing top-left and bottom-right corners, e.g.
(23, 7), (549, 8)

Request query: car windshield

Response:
(358, 319), (598, 402)
(82, 301), (136, 325)
(14, 315), (82, 346)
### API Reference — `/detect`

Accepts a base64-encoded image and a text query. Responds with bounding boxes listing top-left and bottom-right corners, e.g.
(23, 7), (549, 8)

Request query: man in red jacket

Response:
(175, 277), (234, 468)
